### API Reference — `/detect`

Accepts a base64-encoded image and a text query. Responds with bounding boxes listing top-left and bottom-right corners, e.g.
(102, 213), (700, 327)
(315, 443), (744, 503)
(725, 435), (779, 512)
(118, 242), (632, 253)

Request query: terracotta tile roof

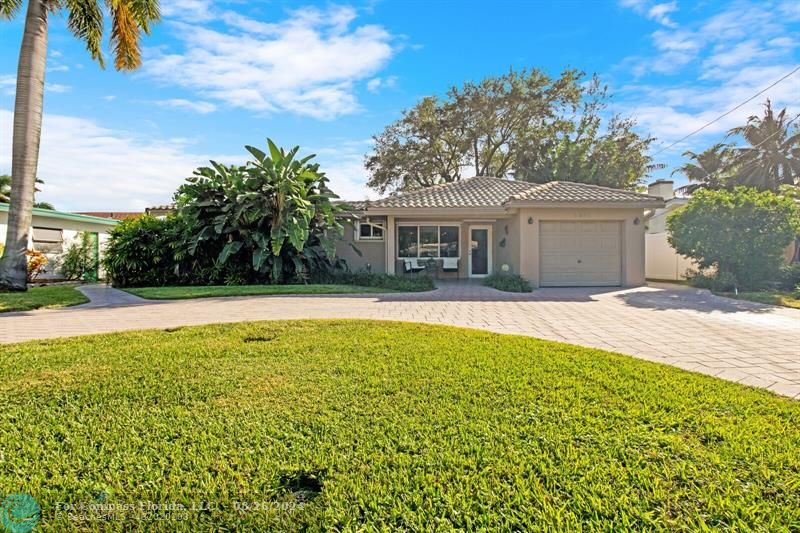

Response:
(508, 181), (664, 204)
(349, 177), (663, 210)
(370, 177), (535, 208)
(74, 211), (142, 220)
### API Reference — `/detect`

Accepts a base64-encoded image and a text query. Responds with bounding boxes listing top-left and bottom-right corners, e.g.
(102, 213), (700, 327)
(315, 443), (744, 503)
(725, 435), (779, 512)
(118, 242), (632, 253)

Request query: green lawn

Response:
(2, 321), (799, 530)
(0, 285), (88, 313)
(719, 290), (800, 309)
(124, 284), (396, 300)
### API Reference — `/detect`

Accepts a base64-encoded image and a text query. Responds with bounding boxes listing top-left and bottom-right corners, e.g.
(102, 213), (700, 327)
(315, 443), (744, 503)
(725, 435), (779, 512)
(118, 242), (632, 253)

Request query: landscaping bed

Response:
(718, 289), (800, 309)
(125, 284), (400, 300)
(0, 285), (88, 313)
(1, 320), (799, 529)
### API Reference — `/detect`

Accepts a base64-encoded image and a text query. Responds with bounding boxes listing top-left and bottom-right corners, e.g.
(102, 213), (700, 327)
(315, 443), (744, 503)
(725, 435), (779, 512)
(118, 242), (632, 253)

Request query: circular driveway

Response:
(2, 282), (799, 398)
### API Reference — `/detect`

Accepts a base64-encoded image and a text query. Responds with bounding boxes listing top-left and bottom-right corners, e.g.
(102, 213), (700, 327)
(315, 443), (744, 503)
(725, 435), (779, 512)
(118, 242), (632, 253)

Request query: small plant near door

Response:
(483, 271), (532, 293)
(60, 232), (99, 281)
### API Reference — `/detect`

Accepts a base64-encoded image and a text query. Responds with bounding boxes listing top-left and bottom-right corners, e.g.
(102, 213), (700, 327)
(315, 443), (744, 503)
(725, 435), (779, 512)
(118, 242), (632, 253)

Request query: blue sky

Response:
(1, 0), (798, 210)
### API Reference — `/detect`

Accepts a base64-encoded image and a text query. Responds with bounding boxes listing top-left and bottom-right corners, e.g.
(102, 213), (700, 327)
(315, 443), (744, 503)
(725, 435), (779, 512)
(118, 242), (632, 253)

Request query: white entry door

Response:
(539, 221), (622, 286)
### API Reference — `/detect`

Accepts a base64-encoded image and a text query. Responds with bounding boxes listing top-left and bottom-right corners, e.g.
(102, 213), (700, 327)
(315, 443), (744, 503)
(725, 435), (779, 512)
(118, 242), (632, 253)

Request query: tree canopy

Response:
(365, 69), (660, 193)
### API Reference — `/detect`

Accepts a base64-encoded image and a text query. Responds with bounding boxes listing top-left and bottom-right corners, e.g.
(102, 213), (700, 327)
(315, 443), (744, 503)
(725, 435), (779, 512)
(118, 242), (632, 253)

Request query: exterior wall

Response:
(645, 232), (697, 280)
(0, 212), (115, 280)
(493, 216), (521, 274)
(518, 207), (647, 288)
(335, 220), (387, 273)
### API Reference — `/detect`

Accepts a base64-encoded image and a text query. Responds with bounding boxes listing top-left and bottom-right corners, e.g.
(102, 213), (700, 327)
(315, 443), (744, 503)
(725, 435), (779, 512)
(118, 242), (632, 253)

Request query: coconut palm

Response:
(672, 143), (735, 195)
(0, 0), (159, 291)
(728, 100), (800, 191)
(1, 174), (47, 204)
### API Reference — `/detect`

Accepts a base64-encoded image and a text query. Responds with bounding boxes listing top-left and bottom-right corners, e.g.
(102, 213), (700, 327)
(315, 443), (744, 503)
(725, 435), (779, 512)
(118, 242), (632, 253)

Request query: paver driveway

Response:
(2, 282), (799, 398)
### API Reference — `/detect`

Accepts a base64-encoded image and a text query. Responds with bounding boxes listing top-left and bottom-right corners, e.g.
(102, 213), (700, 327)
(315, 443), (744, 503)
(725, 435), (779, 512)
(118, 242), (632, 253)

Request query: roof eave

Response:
(361, 206), (513, 217)
(0, 203), (120, 225)
(504, 200), (666, 209)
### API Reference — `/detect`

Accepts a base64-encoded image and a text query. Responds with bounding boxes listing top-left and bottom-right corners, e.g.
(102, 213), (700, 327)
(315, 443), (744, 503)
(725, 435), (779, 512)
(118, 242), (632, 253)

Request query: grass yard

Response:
(124, 284), (396, 300)
(719, 290), (800, 309)
(2, 321), (799, 530)
(0, 285), (88, 313)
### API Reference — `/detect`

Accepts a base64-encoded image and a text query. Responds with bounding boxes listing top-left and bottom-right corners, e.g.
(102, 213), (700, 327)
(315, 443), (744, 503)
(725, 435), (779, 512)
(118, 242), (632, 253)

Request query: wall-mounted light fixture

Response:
(528, 217), (534, 225)
(633, 217), (640, 225)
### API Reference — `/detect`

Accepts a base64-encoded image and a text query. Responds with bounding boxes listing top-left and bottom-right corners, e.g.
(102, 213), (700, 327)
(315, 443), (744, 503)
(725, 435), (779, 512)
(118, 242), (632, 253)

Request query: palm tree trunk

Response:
(0, 0), (48, 291)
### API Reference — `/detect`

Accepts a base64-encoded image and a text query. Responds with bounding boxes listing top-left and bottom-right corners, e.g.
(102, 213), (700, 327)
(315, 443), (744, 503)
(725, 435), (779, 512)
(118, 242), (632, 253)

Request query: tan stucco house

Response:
(336, 177), (664, 288)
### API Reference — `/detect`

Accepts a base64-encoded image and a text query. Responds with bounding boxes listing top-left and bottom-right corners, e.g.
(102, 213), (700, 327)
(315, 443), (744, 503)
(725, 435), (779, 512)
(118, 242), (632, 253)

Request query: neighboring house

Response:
(0, 203), (118, 280)
(75, 211), (143, 220)
(644, 180), (697, 281)
(644, 180), (799, 281)
(336, 177), (664, 288)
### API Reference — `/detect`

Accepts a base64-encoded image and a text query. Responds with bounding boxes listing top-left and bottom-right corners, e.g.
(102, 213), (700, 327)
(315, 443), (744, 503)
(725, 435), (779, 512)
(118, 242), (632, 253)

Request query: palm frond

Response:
(0, 0), (22, 19)
(65, 0), (104, 68)
(108, 0), (141, 70)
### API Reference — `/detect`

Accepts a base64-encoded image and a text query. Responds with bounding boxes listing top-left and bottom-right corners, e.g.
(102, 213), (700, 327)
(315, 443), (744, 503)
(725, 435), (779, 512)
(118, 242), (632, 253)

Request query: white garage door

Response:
(540, 221), (622, 287)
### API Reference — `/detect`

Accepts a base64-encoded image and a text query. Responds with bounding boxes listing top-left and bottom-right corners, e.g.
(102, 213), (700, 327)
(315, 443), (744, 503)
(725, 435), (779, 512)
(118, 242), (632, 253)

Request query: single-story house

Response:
(335, 177), (665, 288)
(0, 203), (118, 280)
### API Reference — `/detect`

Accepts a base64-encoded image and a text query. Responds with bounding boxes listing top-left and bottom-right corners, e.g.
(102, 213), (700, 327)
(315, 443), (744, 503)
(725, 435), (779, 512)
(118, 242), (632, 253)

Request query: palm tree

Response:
(672, 143), (735, 195)
(0, 0), (159, 291)
(1, 174), (47, 204)
(728, 100), (800, 191)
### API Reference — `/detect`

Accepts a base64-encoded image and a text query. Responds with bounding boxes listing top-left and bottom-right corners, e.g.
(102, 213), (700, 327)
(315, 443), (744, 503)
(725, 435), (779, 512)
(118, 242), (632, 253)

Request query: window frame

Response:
(396, 223), (460, 259)
(355, 218), (385, 241)
(32, 226), (64, 253)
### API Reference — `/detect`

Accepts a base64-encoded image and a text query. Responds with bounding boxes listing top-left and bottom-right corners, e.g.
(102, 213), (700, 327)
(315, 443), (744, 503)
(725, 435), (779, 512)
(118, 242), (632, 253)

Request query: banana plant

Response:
(175, 139), (344, 283)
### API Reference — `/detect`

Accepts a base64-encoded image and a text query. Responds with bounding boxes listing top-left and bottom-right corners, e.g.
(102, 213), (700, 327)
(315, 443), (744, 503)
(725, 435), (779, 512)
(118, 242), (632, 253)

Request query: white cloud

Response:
(614, 0), (800, 162)
(48, 64), (70, 73)
(366, 75), (397, 93)
(145, 5), (396, 120)
(0, 109), (377, 209)
(154, 98), (217, 114)
(160, 0), (215, 23)
(102, 95), (116, 101)
(647, 2), (678, 27)
(46, 83), (70, 93)
(620, 0), (678, 26)
(0, 109), (235, 210)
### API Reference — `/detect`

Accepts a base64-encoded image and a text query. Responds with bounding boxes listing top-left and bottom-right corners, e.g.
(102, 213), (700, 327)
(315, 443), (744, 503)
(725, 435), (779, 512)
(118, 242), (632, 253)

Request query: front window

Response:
(32, 226), (63, 254)
(398, 225), (459, 258)
(357, 219), (384, 241)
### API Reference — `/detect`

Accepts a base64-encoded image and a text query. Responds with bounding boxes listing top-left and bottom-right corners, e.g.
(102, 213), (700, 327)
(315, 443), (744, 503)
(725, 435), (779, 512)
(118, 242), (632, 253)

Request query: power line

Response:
(652, 64), (800, 157)
(676, 111), (800, 190)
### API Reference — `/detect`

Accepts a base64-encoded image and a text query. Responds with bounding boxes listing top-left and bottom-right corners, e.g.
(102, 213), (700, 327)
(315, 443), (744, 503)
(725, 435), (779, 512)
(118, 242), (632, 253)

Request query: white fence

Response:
(645, 232), (696, 281)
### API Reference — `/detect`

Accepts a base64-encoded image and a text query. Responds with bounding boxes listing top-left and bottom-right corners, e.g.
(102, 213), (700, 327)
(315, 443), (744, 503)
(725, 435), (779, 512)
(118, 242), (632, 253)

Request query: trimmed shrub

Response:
(777, 264), (800, 291)
(102, 216), (181, 287)
(331, 272), (435, 292)
(668, 188), (800, 290)
(483, 272), (533, 293)
(686, 270), (738, 293)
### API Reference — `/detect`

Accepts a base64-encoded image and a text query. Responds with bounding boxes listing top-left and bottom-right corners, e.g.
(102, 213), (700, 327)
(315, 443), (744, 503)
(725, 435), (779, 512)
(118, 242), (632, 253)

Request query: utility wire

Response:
(652, 64), (800, 157)
(676, 111), (800, 191)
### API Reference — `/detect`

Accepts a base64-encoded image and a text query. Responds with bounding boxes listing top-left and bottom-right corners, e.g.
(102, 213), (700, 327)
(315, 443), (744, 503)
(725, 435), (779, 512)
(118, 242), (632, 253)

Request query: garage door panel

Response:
(540, 221), (621, 287)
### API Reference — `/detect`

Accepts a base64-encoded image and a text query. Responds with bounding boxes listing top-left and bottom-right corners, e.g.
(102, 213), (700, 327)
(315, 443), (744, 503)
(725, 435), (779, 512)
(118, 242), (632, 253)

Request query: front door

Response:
(469, 225), (491, 277)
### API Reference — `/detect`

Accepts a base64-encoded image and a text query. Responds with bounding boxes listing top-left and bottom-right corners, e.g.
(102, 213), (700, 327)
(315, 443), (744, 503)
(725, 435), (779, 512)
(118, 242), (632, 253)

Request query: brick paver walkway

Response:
(2, 282), (799, 398)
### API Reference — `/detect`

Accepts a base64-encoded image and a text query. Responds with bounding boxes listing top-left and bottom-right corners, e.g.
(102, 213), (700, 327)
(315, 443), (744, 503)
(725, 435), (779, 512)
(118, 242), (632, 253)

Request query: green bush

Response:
(483, 271), (533, 292)
(687, 270), (738, 293)
(59, 232), (98, 280)
(331, 272), (435, 292)
(668, 188), (800, 290)
(778, 263), (800, 291)
(102, 216), (182, 287)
